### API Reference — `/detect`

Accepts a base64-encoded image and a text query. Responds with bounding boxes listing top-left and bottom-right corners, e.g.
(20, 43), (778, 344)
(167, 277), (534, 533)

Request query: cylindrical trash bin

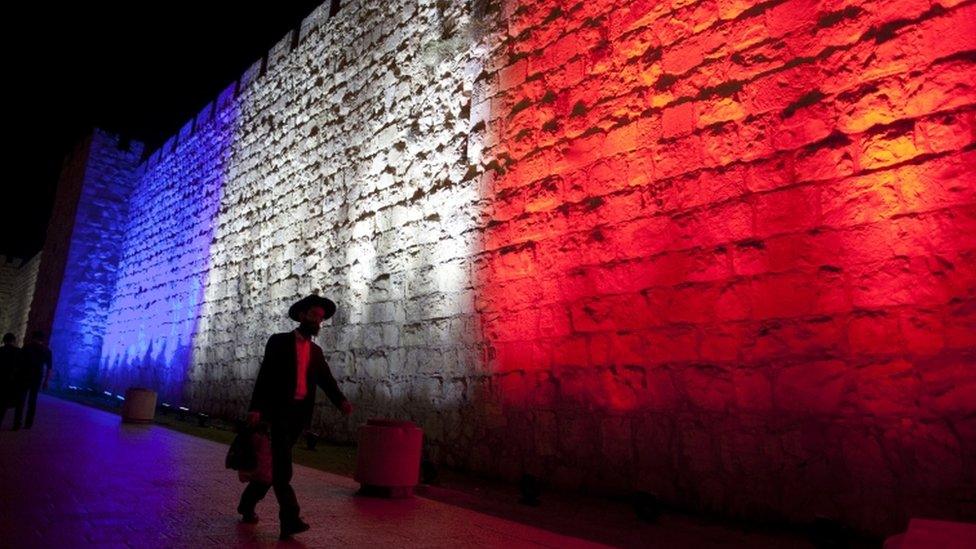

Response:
(354, 419), (423, 497)
(121, 388), (157, 424)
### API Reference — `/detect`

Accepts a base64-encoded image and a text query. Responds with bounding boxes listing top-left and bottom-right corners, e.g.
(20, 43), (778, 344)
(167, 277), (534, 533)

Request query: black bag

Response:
(238, 430), (273, 485)
(226, 422), (258, 471)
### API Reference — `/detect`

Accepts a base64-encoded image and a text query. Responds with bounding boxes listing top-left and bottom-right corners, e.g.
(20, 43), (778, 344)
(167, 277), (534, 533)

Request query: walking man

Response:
(238, 294), (353, 540)
(20, 330), (53, 429)
(0, 333), (25, 430)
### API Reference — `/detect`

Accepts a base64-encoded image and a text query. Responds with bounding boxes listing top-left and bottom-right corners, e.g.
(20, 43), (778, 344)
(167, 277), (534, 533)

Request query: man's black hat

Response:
(288, 295), (337, 321)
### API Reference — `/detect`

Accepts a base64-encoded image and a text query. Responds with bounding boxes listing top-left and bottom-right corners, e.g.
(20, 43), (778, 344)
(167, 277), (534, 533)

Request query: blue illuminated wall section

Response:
(96, 89), (237, 404)
(48, 131), (144, 389)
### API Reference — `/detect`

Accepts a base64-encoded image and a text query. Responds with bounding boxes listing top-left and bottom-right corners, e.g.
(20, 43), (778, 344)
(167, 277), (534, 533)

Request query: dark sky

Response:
(4, 1), (329, 259)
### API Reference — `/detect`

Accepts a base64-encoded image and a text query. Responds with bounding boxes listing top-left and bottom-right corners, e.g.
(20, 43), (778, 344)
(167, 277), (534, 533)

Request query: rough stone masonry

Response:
(30, 0), (975, 537)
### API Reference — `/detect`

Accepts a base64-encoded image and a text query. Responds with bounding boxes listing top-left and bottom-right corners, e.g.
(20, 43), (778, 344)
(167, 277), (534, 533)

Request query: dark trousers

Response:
(238, 401), (305, 522)
(0, 391), (25, 429)
(22, 380), (41, 428)
(0, 380), (37, 429)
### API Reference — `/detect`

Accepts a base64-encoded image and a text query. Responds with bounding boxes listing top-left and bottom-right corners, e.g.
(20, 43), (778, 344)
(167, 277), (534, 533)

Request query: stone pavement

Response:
(0, 396), (817, 548)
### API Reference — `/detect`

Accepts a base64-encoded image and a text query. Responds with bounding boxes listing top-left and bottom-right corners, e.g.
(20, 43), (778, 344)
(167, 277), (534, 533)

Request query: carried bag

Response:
(238, 430), (273, 485)
(226, 422), (258, 471)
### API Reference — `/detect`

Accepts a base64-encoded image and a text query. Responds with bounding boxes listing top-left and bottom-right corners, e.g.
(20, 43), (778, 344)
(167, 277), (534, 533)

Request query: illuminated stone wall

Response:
(47, 0), (974, 536)
(476, 0), (975, 535)
(50, 131), (144, 388)
(0, 254), (41, 342)
(177, 0), (486, 426)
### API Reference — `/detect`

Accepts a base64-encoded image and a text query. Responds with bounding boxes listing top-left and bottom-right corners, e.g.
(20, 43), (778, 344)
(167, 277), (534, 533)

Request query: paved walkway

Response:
(0, 395), (612, 548)
(0, 395), (820, 548)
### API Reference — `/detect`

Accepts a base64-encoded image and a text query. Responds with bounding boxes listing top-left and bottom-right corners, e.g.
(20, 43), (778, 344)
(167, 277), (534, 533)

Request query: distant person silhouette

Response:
(0, 333), (26, 430)
(19, 330), (53, 429)
(238, 295), (353, 540)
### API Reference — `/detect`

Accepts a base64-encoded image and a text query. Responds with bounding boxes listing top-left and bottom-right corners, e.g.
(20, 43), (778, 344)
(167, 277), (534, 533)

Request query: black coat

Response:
(21, 342), (52, 387)
(247, 331), (347, 427)
(0, 345), (25, 407)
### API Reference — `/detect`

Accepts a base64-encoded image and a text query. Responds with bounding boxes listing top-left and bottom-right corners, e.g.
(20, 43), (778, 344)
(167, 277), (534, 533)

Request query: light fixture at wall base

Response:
(420, 459), (438, 485)
(518, 474), (541, 506)
(808, 516), (850, 549)
(305, 431), (320, 451)
(631, 491), (660, 523)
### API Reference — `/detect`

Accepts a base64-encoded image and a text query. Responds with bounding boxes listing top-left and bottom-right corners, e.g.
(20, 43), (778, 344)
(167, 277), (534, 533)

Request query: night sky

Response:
(5, 1), (328, 259)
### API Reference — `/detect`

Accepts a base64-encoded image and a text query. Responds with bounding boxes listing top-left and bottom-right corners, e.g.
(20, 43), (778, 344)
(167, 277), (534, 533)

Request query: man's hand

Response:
(340, 400), (354, 416)
(246, 411), (261, 426)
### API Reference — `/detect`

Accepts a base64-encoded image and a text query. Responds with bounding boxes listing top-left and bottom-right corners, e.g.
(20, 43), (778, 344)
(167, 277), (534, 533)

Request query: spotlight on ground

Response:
(631, 491), (660, 523)
(305, 431), (320, 451)
(809, 516), (850, 548)
(177, 406), (189, 421)
(196, 412), (210, 428)
(160, 403), (172, 415)
(421, 459), (439, 485)
(518, 474), (541, 506)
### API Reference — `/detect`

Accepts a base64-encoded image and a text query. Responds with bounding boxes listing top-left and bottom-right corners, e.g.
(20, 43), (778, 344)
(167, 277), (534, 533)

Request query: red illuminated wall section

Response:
(474, 0), (976, 535)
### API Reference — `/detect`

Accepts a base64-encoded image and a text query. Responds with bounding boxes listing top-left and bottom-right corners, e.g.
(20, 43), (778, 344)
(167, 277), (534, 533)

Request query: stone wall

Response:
(26, 134), (94, 342)
(0, 257), (22, 334)
(48, 0), (974, 536)
(96, 99), (231, 403)
(49, 130), (144, 387)
(473, 0), (975, 535)
(0, 254), (41, 342)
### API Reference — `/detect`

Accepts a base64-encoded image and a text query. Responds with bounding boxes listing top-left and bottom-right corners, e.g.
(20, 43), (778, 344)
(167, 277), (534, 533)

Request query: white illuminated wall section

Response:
(182, 0), (488, 443)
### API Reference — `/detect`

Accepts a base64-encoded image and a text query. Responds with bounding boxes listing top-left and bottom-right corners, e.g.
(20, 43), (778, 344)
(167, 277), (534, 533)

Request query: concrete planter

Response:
(354, 419), (423, 497)
(120, 388), (157, 424)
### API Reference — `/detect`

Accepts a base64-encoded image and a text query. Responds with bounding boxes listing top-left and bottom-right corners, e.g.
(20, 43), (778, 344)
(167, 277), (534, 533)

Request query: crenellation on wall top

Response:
(135, 0), (363, 173)
(299, 1), (331, 43)
(90, 128), (145, 159)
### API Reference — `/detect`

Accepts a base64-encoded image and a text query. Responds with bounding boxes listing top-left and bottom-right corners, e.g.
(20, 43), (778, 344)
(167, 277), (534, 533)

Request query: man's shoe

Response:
(239, 512), (259, 524)
(279, 518), (310, 540)
(237, 503), (259, 524)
